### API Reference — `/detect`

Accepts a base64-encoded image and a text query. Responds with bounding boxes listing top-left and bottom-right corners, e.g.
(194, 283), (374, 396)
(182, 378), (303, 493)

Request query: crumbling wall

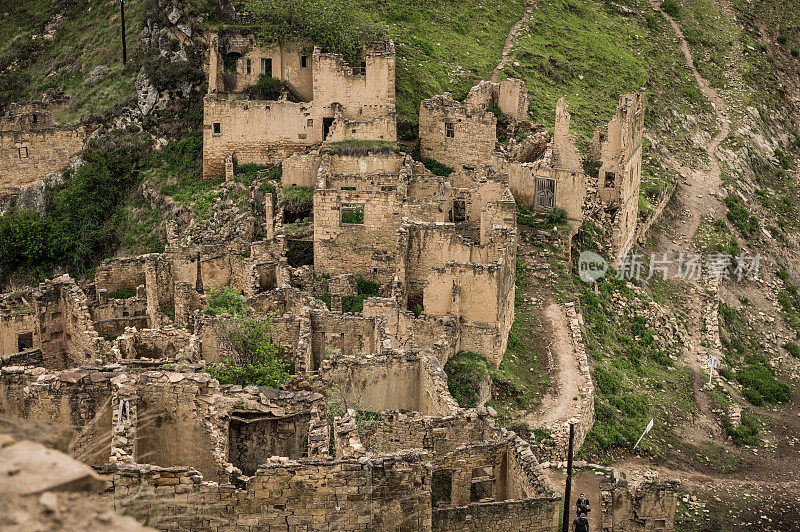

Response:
(312, 42), (396, 121)
(601, 477), (679, 532)
(0, 308), (37, 356)
(0, 127), (88, 195)
(313, 189), (402, 283)
(0, 366), (112, 466)
(107, 452), (431, 531)
(202, 96), (320, 178)
(95, 258), (146, 296)
(588, 93), (645, 260)
(282, 152), (321, 188)
(419, 93), (497, 169)
(34, 276), (104, 369)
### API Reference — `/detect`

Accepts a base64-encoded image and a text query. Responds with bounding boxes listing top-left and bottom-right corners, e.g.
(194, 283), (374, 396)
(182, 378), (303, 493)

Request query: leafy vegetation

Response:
(421, 158), (454, 177)
(203, 287), (248, 316)
(246, 74), (294, 100)
(444, 351), (490, 408)
(283, 186), (314, 212)
(204, 314), (291, 387)
(108, 288), (136, 300)
(719, 302), (791, 406)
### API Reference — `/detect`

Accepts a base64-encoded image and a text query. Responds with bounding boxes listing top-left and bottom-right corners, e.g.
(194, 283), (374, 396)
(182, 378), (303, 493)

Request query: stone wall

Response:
(419, 93), (497, 169)
(0, 126), (88, 195)
(588, 93), (645, 260)
(600, 477), (679, 532)
(282, 152), (321, 187)
(107, 452), (432, 531)
(433, 497), (559, 532)
(313, 188), (402, 283)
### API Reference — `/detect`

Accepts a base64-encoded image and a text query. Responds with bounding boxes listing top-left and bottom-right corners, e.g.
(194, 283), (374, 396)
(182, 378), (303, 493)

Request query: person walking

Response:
(576, 492), (591, 515)
(572, 511), (590, 532)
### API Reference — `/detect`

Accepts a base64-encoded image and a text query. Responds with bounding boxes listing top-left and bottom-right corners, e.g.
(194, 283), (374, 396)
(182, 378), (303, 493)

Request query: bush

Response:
(444, 352), (490, 408)
(725, 196), (758, 236)
(283, 186), (314, 212)
(422, 158), (454, 177)
(355, 277), (380, 296)
(783, 342), (800, 358)
(594, 367), (622, 395)
(204, 315), (291, 388)
(246, 74), (294, 100)
(660, 0), (680, 18)
(725, 411), (760, 446)
(203, 287), (247, 316)
(341, 295), (364, 313)
(108, 288), (136, 300)
(736, 364), (792, 404)
(341, 207), (364, 224)
(412, 303), (424, 317)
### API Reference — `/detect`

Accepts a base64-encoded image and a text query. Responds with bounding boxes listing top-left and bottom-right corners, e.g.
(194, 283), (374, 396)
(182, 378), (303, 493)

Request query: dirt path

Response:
(645, 0), (733, 440)
(528, 303), (581, 427)
(490, 0), (535, 82)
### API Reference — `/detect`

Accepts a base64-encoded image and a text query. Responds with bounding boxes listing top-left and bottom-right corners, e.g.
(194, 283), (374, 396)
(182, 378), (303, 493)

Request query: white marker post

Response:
(708, 355), (719, 386)
(633, 418), (654, 450)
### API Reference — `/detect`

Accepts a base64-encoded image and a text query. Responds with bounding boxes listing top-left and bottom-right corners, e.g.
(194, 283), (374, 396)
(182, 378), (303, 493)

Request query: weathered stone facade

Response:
(203, 36), (397, 178)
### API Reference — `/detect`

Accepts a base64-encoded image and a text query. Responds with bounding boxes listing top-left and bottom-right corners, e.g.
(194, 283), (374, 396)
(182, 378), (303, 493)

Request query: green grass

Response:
(444, 351), (490, 408)
(501, 0), (711, 148)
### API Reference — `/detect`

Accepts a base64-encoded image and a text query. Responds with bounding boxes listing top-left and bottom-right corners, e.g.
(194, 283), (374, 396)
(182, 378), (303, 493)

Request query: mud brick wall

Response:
(0, 127), (88, 194)
(419, 93), (497, 169)
(325, 112), (397, 143)
(329, 153), (404, 176)
(601, 478), (679, 532)
(283, 152), (321, 187)
(0, 366), (113, 465)
(309, 311), (378, 360)
(108, 452), (432, 531)
(313, 189), (402, 283)
(312, 43), (396, 120)
(202, 96), (320, 178)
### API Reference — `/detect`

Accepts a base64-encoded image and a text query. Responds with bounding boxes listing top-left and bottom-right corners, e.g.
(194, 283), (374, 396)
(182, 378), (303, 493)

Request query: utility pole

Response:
(120, 0), (127, 64)
(561, 423), (575, 532)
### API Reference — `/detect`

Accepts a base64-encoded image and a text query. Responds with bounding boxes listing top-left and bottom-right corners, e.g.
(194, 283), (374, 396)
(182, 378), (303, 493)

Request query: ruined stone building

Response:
(0, 102), (93, 201)
(585, 92), (646, 260)
(0, 29), (666, 531)
(203, 32), (397, 178)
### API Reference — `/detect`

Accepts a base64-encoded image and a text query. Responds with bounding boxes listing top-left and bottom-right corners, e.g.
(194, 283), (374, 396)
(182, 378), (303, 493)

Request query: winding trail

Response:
(645, 0), (732, 435)
(491, 0), (535, 82)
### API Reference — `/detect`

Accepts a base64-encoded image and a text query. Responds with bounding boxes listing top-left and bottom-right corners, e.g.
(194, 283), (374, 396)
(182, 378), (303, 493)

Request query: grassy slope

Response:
(348, 0), (528, 127)
(0, 0), (149, 122)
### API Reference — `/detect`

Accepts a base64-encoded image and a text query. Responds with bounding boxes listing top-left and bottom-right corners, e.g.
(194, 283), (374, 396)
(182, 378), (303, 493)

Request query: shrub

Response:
(783, 342), (800, 358)
(204, 315), (291, 388)
(725, 411), (760, 446)
(422, 158), (454, 177)
(594, 367), (622, 395)
(340, 207), (364, 224)
(644, 12), (658, 30)
(283, 186), (313, 212)
(444, 352), (490, 408)
(203, 287), (247, 316)
(412, 303), (424, 317)
(341, 295), (364, 313)
(736, 365), (792, 404)
(725, 196), (758, 236)
(355, 278), (380, 296)
(287, 240), (314, 267)
(660, 0), (680, 18)
(108, 288), (136, 299)
(246, 74), (295, 101)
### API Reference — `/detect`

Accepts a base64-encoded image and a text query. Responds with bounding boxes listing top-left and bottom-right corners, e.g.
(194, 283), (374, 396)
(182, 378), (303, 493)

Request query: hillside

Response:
(1, 0), (800, 529)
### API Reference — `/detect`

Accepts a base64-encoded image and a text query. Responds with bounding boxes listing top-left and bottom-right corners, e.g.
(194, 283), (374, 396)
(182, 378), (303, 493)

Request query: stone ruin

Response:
(0, 28), (675, 531)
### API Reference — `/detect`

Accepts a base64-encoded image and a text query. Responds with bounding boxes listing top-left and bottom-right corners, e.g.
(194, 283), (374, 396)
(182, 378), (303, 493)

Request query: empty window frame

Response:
(445, 121), (455, 138)
(353, 61), (367, 75)
(431, 470), (453, 507)
(246, 58), (252, 74)
(451, 199), (466, 222)
(341, 186), (356, 191)
(307, 118), (314, 128)
(260, 57), (272, 77)
(340, 204), (364, 224)
(18, 146), (28, 159)
(212, 122), (222, 135)
(604, 171), (616, 188)
(470, 467), (494, 503)
(301, 55), (308, 68)
(534, 178), (556, 208)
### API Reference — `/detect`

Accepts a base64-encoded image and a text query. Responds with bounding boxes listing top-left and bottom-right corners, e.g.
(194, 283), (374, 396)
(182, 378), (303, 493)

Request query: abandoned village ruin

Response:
(0, 25), (677, 532)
